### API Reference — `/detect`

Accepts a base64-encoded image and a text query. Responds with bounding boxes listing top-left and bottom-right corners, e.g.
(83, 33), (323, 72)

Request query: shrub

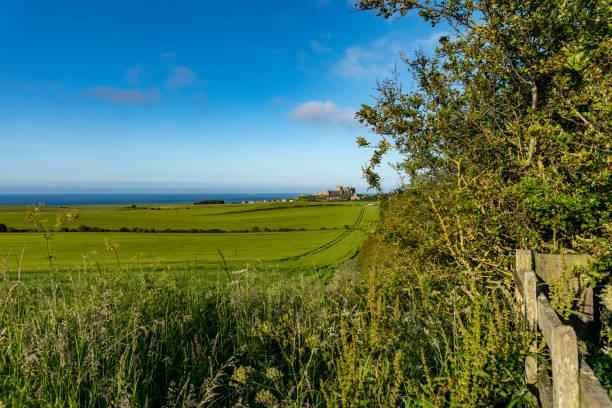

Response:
(0, 223), (7, 232)
(354, 0), (611, 395)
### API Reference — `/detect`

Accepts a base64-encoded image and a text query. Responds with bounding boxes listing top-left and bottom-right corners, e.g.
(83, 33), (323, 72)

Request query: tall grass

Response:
(0, 253), (533, 407)
(1, 264), (318, 407)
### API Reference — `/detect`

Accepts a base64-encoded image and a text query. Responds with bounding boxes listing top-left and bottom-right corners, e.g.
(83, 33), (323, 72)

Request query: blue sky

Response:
(0, 0), (445, 193)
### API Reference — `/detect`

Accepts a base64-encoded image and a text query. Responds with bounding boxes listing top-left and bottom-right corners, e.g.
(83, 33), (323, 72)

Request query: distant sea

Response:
(0, 193), (301, 206)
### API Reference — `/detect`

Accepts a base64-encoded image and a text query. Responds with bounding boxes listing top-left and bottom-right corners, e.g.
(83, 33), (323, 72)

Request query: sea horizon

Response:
(0, 192), (304, 206)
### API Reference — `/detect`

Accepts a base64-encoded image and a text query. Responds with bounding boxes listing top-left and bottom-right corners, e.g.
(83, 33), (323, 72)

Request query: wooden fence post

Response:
(516, 249), (533, 272)
(551, 325), (579, 408)
(515, 250), (612, 408)
(524, 270), (537, 385)
(516, 250), (537, 385)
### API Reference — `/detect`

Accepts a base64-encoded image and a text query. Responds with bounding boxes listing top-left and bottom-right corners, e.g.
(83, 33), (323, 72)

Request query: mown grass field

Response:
(0, 201), (378, 279)
(0, 202), (365, 231)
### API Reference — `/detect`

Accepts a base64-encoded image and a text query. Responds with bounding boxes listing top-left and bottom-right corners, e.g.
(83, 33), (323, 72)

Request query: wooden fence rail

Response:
(514, 250), (612, 408)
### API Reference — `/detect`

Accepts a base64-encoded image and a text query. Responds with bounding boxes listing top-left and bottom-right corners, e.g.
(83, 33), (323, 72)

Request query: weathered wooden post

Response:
(514, 250), (612, 408)
(551, 325), (579, 408)
(524, 270), (538, 385)
(516, 249), (533, 272)
(515, 250), (538, 385)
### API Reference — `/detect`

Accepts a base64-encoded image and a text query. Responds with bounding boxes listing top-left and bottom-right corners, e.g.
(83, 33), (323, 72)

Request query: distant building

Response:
(312, 185), (357, 200)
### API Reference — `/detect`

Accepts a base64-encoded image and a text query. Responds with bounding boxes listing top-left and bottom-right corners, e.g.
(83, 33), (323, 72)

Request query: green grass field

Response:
(0, 201), (378, 278)
(0, 200), (382, 406)
(0, 201), (365, 231)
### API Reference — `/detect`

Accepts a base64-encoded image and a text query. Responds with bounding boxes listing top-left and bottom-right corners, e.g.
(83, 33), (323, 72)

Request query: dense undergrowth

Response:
(353, 0), (611, 399)
(0, 254), (535, 407)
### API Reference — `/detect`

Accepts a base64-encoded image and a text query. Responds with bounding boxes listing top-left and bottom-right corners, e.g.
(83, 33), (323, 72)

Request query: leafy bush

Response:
(353, 0), (611, 399)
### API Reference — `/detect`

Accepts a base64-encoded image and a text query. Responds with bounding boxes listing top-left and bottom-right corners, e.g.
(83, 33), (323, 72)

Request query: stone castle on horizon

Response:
(309, 185), (358, 200)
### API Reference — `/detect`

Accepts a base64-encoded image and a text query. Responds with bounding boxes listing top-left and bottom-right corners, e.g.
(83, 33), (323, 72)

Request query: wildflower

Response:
(264, 367), (282, 381)
(230, 365), (253, 386)
(255, 389), (278, 407)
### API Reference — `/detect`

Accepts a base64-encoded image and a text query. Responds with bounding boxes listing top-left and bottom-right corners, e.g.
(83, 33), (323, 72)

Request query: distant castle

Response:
(312, 186), (359, 200)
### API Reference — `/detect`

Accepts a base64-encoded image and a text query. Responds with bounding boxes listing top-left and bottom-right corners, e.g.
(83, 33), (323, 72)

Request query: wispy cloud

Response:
(331, 31), (448, 81)
(166, 66), (197, 90)
(317, 0), (331, 6)
(331, 43), (390, 80)
(416, 31), (450, 48)
(309, 40), (331, 54)
(288, 100), (357, 127)
(80, 86), (161, 105)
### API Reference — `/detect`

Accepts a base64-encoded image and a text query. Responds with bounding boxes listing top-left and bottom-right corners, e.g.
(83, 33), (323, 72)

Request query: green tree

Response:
(354, 0), (612, 398)
(356, 0), (610, 257)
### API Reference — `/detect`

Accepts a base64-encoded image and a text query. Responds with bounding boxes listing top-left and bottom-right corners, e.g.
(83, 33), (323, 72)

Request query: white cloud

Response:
(331, 31), (449, 81)
(331, 43), (390, 80)
(81, 86), (161, 105)
(416, 31), (450, 49)
(166, 66), (196, 90)
(288, 100), (357, 127)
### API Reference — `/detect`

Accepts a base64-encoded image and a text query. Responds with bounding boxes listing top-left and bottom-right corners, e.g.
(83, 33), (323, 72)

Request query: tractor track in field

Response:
(275, 207), (365, 262)
(192, 203), (351, 217)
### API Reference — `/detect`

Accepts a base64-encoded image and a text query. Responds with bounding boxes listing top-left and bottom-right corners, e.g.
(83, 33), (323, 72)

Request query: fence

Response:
(514, 249), (612, 408)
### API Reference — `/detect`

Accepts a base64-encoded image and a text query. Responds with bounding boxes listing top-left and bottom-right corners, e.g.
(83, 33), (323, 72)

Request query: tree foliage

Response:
(358, 0), (612, 249)
(354, 0), (612, 398)
(357, 0), (610, 259)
